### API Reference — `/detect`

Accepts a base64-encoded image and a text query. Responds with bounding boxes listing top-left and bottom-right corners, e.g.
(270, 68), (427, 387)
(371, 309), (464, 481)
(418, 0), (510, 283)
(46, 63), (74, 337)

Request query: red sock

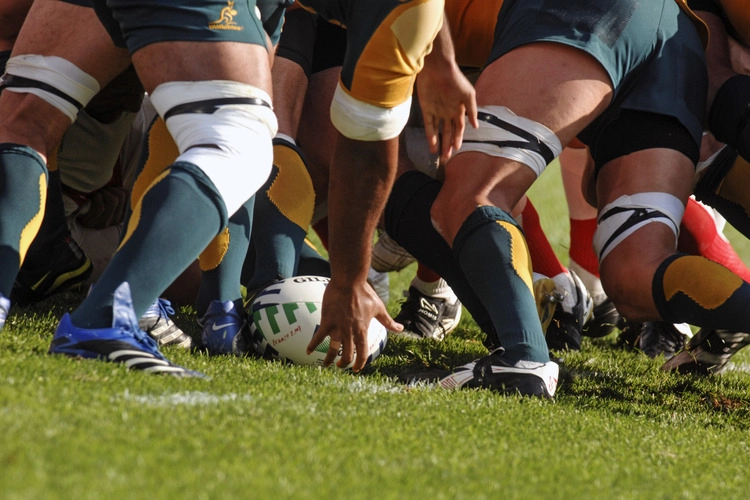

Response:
(679, 198), (750, 282)
(569, 217), (600, 277)
(416, 262), (440, 282)
(521, 199), (566, 277)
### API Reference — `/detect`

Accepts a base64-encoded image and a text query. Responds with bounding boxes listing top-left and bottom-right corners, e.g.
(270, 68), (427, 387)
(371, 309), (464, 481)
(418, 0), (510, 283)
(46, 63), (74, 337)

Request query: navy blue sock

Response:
(384, 171), (495, 341)
(654, 253), (750, 330)
(242, 188), (307, 291)
(297, 240), (331, 277)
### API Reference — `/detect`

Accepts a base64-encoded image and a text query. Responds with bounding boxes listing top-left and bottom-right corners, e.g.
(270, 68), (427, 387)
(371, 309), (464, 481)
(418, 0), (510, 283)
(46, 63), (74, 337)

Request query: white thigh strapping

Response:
(594, 192), (684, 262)
(2, 55), (100, 122)
(150, 81), (278, 216)
(455, 105), (562, 177)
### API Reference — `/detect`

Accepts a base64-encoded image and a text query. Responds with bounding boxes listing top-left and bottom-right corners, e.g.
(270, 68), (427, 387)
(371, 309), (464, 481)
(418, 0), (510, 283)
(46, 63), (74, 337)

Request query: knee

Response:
(599, 243), (672, 321)
(1, 54), (102, 152)
(150, 81), (277, 216)
(430, 186), (469, 245)
(600, 264), (656, 321)
(593, 192), (685, 319)
(429, 189), (450, 239)
(0, 93), (71, 158)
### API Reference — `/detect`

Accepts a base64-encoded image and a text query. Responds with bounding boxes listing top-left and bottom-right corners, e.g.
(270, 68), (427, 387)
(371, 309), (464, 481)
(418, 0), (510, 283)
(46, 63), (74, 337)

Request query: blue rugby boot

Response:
(49, 282), (205, 377)
(199, 299), (249, 355)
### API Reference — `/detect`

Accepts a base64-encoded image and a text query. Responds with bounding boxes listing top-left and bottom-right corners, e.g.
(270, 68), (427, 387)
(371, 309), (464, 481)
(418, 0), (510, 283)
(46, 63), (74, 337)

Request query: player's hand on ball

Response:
(307, 279), (402, 371)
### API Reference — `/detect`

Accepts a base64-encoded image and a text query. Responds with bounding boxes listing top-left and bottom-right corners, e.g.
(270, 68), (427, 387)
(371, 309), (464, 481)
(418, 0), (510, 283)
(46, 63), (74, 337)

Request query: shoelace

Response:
(146, 298), (176, 320)
(129, 321), (161, 352)
(132, 300), (175, 353)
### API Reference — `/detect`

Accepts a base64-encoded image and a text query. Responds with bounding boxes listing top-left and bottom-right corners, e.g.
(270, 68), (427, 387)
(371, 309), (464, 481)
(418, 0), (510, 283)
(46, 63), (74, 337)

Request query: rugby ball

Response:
(247, 276), (388, 367)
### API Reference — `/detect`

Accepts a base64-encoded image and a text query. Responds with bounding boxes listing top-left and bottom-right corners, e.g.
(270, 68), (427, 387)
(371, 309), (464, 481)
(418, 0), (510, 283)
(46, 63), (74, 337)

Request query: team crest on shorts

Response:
(209, 0), (243, 31)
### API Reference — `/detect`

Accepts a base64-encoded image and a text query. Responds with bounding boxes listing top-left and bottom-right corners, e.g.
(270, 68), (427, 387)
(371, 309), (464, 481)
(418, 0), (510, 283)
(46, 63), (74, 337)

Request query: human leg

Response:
(0, 0), (130, 326)
(515, 195), (593, 350)
(13, 65), (144, 305)
(429, 0), (705, 393)
(558, 145), (621, 337)
(595, 135), (750, 333)
(432, 43), (609, 363)
(70, 0), (278, 323)
(51, 0), (282, 372)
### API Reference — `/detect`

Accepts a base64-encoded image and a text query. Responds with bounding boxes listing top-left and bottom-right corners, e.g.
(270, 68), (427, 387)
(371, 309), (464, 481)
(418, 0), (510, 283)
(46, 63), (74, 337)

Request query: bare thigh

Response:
(0, 0), (131, 157)
(131, 40), (272, 95)
(11, 0), (130, 84)
(0, 0), (34, 51)
(433, 43), (613, 244)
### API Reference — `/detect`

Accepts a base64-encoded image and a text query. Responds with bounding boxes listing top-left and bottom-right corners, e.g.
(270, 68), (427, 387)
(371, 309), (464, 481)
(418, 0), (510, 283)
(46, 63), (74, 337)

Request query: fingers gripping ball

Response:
(247, 276), (388, 367)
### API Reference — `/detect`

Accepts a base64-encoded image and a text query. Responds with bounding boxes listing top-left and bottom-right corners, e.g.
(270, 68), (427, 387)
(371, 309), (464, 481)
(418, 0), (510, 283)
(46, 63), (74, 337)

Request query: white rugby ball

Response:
(247, 276), (388, 367)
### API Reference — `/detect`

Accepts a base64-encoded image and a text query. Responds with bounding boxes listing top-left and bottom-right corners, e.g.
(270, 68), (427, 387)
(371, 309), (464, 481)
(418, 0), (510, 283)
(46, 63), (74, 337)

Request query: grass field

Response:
(3, 164), (750, 499)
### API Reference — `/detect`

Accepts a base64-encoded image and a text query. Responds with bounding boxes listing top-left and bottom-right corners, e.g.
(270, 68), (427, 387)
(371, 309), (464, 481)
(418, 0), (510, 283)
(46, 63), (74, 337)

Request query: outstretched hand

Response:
(307, 279), (402, 372)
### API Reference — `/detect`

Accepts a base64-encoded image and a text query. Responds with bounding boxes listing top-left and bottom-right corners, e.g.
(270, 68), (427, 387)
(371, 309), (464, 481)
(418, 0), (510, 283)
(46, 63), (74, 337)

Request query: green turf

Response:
(3, 163), (750, 498)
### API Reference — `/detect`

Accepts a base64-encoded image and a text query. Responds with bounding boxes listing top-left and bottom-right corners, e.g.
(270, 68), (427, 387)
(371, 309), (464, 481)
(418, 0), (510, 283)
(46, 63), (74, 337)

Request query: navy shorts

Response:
(89, 0), (290, 53)
(489, 0), (707, 149)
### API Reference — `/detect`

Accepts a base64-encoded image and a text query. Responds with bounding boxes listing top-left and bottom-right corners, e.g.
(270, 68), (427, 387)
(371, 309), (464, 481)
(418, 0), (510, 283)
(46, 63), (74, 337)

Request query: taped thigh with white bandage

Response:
(456, 105), (562, 177)
(1, 54), (100, 122)
(594, 192), (684, 262)
(149, 80), (278, 216)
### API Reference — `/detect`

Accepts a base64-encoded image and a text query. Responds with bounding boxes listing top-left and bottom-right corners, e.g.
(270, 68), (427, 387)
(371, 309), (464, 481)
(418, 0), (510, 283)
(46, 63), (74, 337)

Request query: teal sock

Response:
(384, 171), (495, 337)
(0, 144), (48, 296)
(195, 197), (254, 316)
(297, 241), (331, 277)
(242, 165), (308, 291)
(453, 206), (549, 364)
(71, 162), (227, 328)
(23, 169), (69, 266)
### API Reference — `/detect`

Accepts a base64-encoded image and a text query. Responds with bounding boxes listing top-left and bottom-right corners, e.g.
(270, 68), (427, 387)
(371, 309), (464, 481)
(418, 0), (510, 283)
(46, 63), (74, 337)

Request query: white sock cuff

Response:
(411, 276), (456, 301)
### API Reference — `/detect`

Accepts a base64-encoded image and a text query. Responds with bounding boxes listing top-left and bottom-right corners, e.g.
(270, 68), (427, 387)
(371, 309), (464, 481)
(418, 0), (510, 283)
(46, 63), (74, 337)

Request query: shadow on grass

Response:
(368, 330), (488, 384)
(556, 341), (750, 427)
(15, 294), (750, 428)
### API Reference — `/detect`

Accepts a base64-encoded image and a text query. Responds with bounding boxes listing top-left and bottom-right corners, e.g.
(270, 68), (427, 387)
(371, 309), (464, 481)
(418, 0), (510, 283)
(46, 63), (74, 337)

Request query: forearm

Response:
(327, 135), (398, 285)
(421, 16), (458, 77)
